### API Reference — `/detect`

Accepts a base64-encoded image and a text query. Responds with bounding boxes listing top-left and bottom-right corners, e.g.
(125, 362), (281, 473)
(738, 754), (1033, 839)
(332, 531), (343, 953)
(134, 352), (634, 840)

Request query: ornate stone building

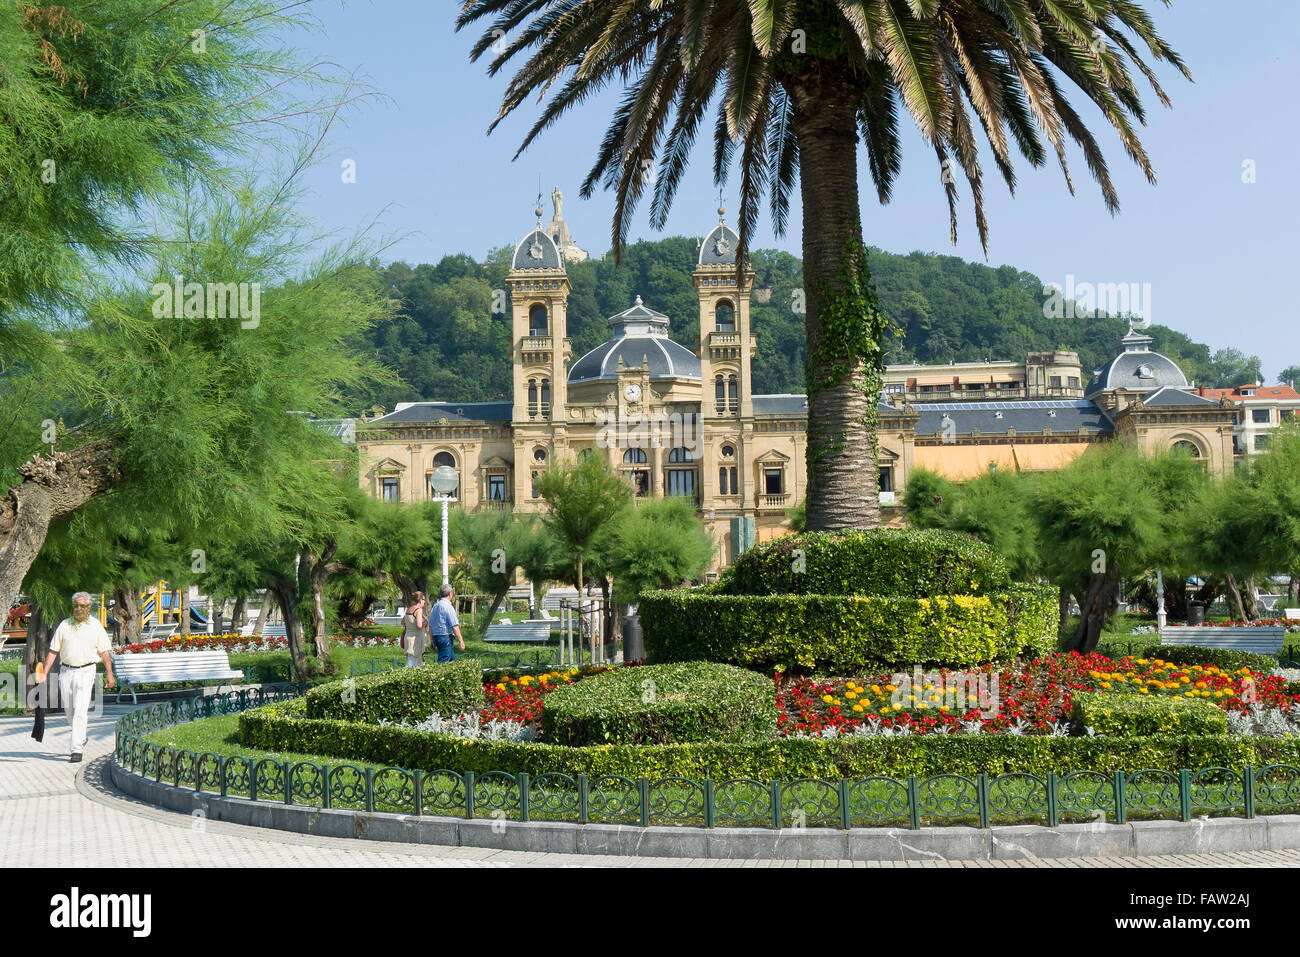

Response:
(355, 200), (1241, 571)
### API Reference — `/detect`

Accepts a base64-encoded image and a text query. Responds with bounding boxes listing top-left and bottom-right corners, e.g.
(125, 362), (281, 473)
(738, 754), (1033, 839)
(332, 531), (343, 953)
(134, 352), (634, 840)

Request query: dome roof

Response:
(699, 222), (740, 266)
(567, 297), (702, 384)
(512, 228), (563, 271)
(1084, 326), (1188, 397)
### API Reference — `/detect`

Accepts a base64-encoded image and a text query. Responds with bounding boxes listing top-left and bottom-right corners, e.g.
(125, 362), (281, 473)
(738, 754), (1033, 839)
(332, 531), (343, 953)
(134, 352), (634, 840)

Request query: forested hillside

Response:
(341, 240), (1267, 414)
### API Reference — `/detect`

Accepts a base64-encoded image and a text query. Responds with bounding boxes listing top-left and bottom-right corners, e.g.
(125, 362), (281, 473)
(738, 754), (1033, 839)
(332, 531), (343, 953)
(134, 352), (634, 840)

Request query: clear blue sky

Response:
(285, 0), (1299, 382)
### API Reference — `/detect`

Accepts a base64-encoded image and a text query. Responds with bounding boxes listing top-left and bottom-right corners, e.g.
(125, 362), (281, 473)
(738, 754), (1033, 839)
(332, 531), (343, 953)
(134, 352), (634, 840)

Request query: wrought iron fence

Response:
(115, 688), (1300, 830)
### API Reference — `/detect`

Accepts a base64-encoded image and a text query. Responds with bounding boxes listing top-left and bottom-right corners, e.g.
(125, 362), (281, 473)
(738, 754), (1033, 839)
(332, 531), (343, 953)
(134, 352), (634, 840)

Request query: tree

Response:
(0, 177), (394, 625)
(1279, 366), (1300, 387)
(458, 0), (1188, 532)
(1206, 348), (1264, 388)
(449, 507), (553, 626)
(605, 498), (714, 603)
(902, 468), (957, 529)
(1032, 442), (1204, 652)
(533, 455), (632, 610)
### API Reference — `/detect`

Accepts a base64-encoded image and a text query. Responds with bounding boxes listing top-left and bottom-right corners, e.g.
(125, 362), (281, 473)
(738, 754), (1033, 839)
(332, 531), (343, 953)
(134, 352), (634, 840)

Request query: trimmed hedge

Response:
(304, 660), (483, 724)
(237, 699), (1300, 779)
(1142, 644), (1279, 674)
(638, 584), (1058, 671)
(718, 529), (1011, 598)
(1071, 691), (1228, 737)
(539, 662), (777, 746)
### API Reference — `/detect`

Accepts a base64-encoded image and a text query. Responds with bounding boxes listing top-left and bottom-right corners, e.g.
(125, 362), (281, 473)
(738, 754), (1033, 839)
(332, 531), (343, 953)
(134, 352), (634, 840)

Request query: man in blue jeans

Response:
(429, 583), (465, 663)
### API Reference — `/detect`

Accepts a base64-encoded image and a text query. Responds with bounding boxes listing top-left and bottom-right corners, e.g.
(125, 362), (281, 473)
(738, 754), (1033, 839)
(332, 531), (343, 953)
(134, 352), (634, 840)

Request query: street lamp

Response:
(429, 466), (459, 587)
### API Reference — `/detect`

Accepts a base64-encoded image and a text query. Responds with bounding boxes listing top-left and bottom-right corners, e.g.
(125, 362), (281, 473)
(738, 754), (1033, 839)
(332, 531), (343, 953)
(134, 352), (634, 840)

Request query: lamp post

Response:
(429, 466), (459, 587)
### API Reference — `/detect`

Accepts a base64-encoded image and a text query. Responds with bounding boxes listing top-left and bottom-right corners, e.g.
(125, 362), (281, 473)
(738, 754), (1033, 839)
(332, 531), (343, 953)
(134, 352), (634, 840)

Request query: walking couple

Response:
(402, 584), (465, 666)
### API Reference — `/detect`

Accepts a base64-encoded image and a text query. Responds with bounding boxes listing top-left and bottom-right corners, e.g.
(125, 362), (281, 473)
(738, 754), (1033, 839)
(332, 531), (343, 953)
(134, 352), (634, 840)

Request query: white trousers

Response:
(58, 665), (97, 754)
(405, 654), (422, 668)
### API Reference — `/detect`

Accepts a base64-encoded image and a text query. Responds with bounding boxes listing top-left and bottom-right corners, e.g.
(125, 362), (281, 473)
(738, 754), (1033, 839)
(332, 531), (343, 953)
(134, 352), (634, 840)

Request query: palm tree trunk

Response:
(788, 72), (878, 532)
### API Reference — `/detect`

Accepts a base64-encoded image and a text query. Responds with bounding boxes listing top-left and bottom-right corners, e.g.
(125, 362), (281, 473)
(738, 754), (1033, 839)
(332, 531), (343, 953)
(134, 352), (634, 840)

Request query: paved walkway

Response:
(5, 705), (1300, 867)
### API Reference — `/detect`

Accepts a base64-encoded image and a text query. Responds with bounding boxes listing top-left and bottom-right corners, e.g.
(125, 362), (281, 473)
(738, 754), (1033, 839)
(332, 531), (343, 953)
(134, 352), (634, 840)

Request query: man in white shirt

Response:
(38, 592), (117, 762)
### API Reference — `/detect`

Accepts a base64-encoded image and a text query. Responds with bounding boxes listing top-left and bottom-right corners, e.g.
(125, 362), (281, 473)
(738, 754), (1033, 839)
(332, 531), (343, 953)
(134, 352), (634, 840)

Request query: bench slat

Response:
(483, 622), (553, 644)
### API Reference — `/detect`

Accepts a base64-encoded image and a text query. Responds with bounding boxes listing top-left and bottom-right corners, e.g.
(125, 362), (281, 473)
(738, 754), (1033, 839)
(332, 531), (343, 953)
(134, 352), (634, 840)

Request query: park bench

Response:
(482, 621), (553, 644)
(110, 649), (244, 704)
(1285, 608), (1300, 620)
(1159, 626), (1285, 656)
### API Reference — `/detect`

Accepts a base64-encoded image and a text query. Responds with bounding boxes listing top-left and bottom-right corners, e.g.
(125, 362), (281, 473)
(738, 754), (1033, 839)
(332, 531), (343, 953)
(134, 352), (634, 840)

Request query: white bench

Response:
(1285, 608), (1300, 620)
(110, 650), (244, 704)
(483, 621), (553, 644)
(1159, 626), (1285, 655)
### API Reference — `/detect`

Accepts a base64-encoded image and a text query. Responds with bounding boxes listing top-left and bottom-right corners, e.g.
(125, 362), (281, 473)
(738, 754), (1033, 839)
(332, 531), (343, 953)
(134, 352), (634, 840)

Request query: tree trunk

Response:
(1065, 571), (1119, 654)
(483, 582), (509, 632)
(252, 593), (267, 636)
(232, 596), (247, 632)
(307, 543), (339, 659)
(1242, 575), (1261, 621)
(1289, 574), (1299, 606)
(180, 588), (191, 636)
(0, 440), (122, 623)
(113, 587), (141, 645)
(1225, 574), (1247, 621)
(787, 70), (878, 532)
(267, 574), (308, 682)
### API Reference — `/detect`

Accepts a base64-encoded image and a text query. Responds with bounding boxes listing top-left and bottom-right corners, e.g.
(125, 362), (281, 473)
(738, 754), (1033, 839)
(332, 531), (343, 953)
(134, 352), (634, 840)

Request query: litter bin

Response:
(622, 613), (644, 663)
(1187, 600), (1206, 625)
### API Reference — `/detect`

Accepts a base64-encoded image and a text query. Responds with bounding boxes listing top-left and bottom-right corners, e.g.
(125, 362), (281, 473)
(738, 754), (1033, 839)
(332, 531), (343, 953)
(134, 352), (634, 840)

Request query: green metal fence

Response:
(114, 688), (1300, 830)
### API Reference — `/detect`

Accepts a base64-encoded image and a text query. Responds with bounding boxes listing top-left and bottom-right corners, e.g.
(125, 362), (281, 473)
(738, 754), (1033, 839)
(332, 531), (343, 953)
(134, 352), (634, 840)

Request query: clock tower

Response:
(508, 203), (572, 504)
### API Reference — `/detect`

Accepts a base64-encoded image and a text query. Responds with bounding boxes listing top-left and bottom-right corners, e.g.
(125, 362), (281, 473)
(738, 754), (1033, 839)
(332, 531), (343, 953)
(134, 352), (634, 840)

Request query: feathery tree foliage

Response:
(456, 0), (1190, 533)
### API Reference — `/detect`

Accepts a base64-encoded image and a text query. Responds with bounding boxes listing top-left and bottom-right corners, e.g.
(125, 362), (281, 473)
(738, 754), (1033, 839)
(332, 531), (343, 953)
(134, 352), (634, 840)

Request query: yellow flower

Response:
(1139, 687), (1149, 694)
(496, 683), (506, 690)
(940, 706), (950, 712)
(885, 684), (898, 692)
(1184, 691), (1196, 697)
(845, 691), (858, 699)
(852, 704), (864, 713)
(1115, 676), (1128, 683)
(822, 694), (834, 704)
(918, 702), (928, 709)
(871, 685), (882, 695)
(929, 694), (940, 702)
(1100, 682), (1112, 689)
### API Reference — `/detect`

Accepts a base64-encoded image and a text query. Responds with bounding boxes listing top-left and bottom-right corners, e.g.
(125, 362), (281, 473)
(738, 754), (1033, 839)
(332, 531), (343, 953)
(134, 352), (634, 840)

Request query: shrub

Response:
(304, 660), (483, 724)
(1071, 691), (1228, 737)
(638, 584), (1058, 671)
(236, 701), (1300, 779)
(1141, 644), (1279, 674)
(717, 529), (1012, 598)
(539, 662), (777, 746)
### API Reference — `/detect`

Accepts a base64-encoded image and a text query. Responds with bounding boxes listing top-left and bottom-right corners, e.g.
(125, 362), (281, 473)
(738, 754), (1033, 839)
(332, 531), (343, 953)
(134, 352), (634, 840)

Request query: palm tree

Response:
(457, 0), (1189, 531)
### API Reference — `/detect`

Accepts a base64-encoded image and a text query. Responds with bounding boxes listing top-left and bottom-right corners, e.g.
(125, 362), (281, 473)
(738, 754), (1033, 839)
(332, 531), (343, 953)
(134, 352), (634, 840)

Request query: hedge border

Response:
(116, 690), (1300, 837)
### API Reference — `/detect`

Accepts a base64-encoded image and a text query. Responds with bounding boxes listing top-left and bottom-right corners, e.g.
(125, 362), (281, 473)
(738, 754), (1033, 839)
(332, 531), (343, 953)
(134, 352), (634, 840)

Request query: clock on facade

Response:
(624, 383), (641, 401)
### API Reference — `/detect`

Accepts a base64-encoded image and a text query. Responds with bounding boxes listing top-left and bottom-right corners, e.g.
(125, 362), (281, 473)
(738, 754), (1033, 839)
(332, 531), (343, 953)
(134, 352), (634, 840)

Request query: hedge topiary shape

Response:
(1070, 691), (1229, 737)
(305, 660), (484, 724)
(640, 530), (1055, 672)
(539, 661), (778, 746)
(718, 529), (1012, 598)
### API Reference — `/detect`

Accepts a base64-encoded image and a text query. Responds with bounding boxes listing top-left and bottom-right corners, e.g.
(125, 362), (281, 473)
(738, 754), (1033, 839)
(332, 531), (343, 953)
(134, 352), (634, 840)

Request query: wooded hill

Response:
(342, 239), (1265, 414)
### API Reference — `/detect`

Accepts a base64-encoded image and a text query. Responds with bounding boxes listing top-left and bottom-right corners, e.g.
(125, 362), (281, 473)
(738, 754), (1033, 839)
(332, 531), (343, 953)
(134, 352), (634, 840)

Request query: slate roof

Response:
(568, 298), (702, 383)
(511, 229), (564, 271)
(1139, 387), (1220, 408)
(368, 402), (513, 424)
(752, 394), (807, 415)
(914, 400), (1114, 437)
(699, 223), (741, 266)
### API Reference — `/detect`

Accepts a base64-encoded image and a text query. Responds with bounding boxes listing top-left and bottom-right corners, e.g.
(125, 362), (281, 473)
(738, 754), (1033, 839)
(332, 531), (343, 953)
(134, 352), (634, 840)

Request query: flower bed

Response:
(112, 633), (400, 655)
(1164, 619), (1300, 632)
(472, 652), (1300, 742)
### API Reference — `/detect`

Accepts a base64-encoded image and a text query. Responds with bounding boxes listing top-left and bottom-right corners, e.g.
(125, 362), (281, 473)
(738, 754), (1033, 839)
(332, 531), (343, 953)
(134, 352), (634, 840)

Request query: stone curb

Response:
(110, 759), (1300, 861)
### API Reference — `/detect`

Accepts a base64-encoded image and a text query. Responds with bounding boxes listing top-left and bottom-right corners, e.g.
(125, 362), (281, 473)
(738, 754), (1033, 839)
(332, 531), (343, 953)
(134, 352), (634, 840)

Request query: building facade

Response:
(1193, 383), (1300, 456)
(355, 198), (1242, 571)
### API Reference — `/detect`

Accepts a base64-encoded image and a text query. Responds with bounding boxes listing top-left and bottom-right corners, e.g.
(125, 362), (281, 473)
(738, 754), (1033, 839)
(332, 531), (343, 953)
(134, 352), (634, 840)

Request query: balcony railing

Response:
(523, 335), (552, 351)
(757, 492), (790, 509)
(710, 331), (740, 345)
(481, 500), (511, 512)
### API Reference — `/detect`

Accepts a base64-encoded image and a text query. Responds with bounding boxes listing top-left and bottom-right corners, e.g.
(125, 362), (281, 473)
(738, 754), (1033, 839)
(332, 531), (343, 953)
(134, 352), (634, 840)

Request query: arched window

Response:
(715, 375), (726, 414)
(623, 448), (647, 464)
(728, 374), (739, 412)
(527, 378), (538, 417)
(715, 300), (735, 332)
(1172, 440), (1202, 459)
(577, 448), (593, 461)
(431, 451), (458, 498)
(529, 303), (548, 336)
